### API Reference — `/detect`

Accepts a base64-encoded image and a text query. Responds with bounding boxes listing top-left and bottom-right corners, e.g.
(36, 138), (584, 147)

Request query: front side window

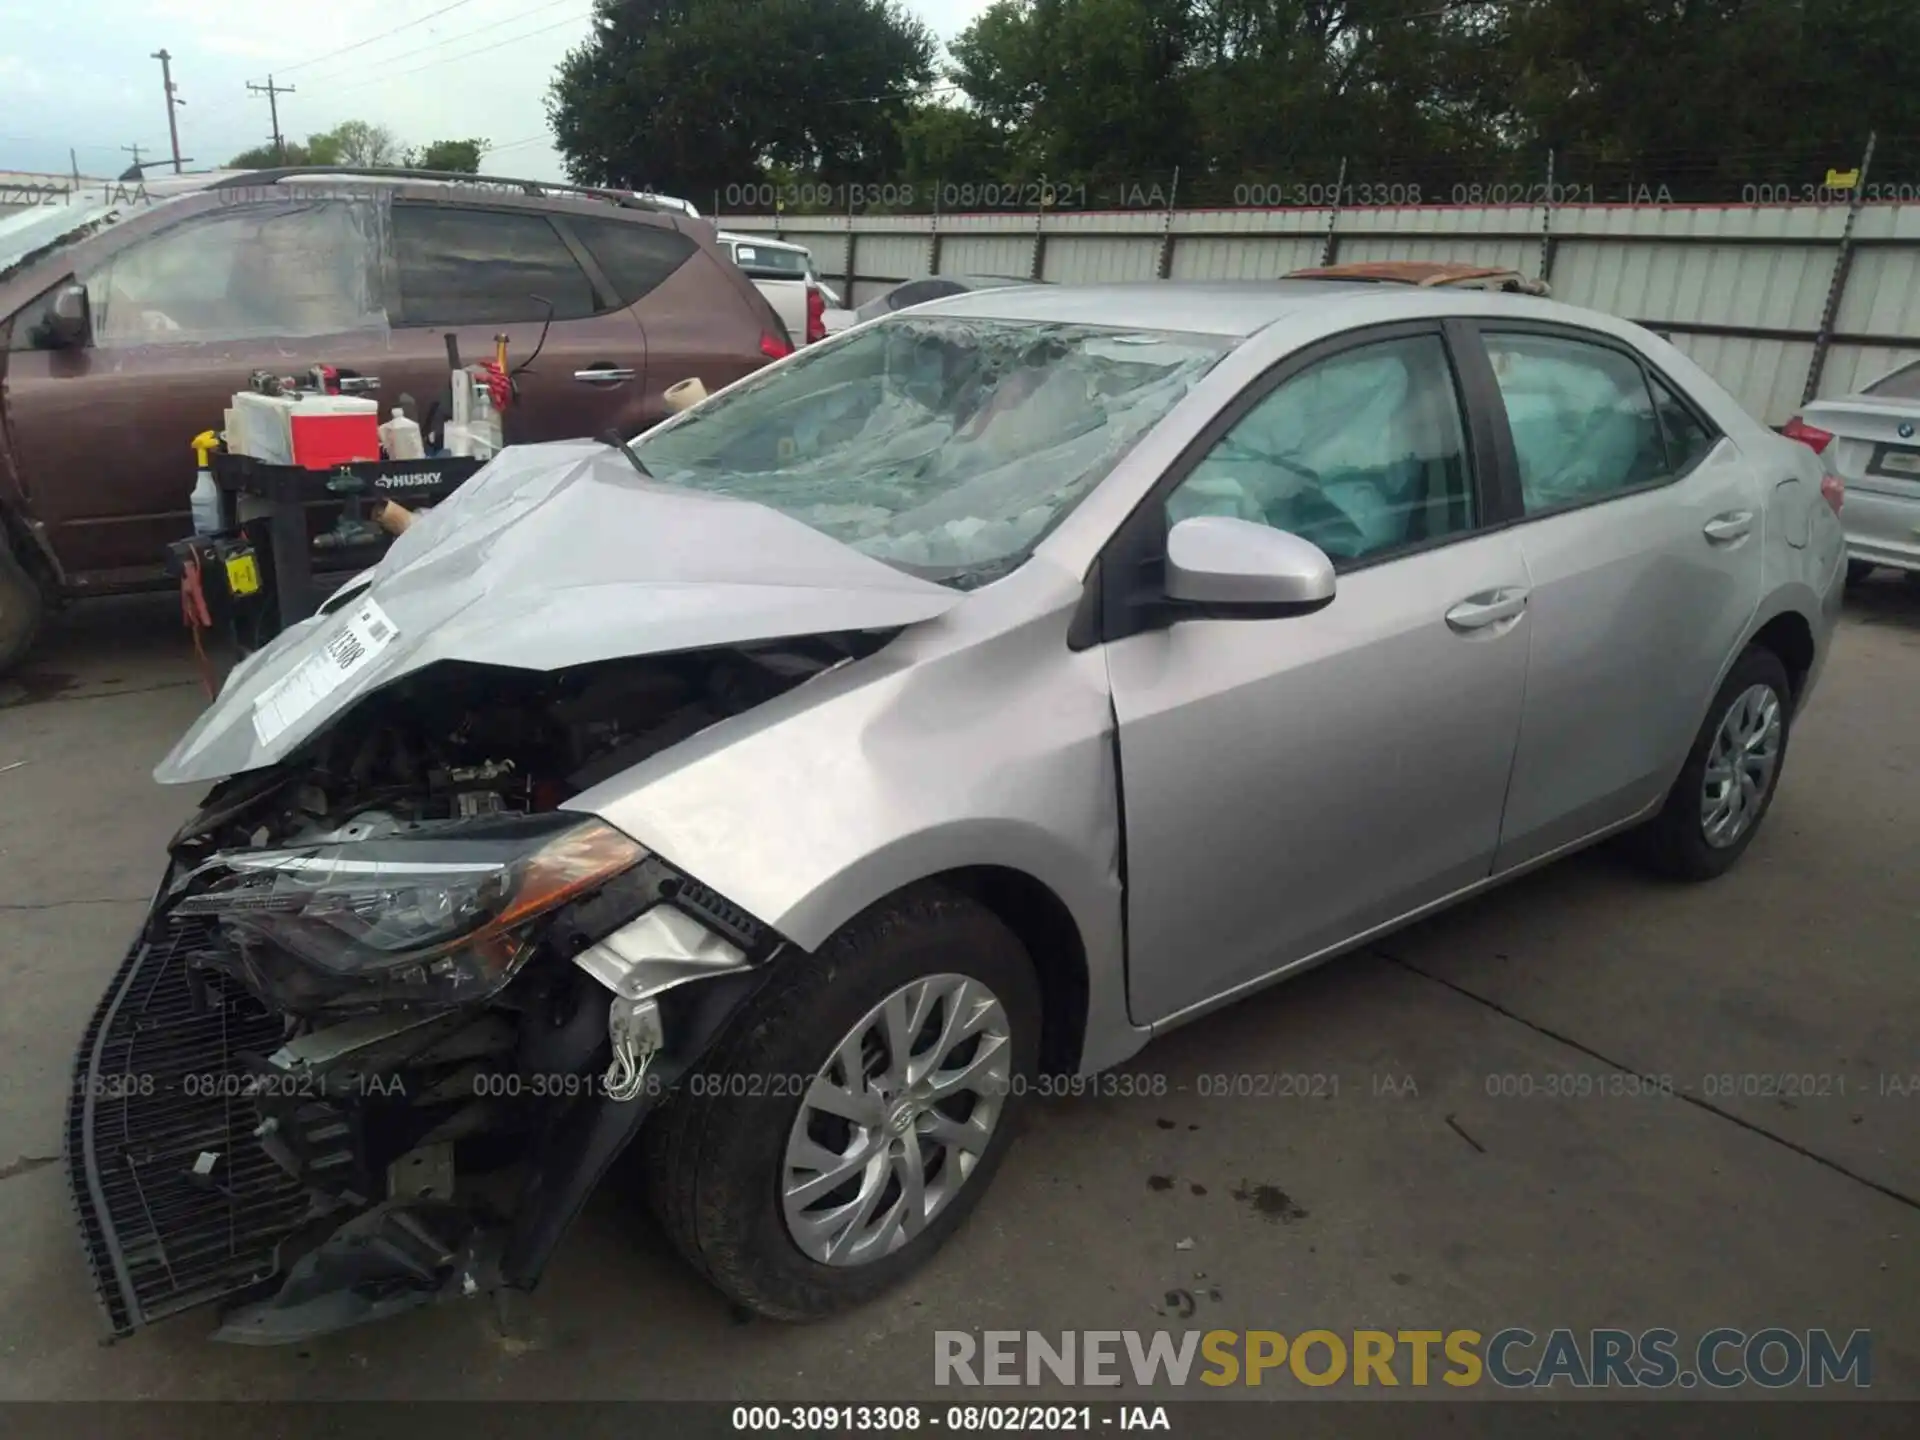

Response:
(393, 206), (598, 325)
(1166, 333), (1476, 563)
(632, 316), (1228, 586)
(84, 201), (382, 346)
(1485, 332), (1670, 513)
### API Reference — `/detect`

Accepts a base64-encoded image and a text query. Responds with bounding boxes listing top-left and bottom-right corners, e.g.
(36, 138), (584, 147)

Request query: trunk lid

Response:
(1799, 396), (1920, 497)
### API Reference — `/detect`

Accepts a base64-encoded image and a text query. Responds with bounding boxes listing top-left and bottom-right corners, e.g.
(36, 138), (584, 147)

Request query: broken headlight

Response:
(172, 813), (646, 1013)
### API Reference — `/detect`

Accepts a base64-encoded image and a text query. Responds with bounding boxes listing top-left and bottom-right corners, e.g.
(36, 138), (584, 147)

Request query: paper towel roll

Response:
(664, 377), (708, 413)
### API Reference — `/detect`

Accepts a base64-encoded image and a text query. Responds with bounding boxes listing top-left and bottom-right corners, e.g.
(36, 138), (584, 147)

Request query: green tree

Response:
(410, 138), (488, 173)
(548, 0), (936, 203)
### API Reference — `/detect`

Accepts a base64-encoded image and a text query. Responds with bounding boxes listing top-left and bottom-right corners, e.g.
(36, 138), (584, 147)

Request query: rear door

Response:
(387, 202), (645, 442)
(1462, 325), (1765, 873)
(562, 214), (768, 429)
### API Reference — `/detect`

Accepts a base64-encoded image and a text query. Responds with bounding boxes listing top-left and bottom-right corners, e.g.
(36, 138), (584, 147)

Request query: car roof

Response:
(914, 278), (1637, 343)
(917, 280), (1412, 336)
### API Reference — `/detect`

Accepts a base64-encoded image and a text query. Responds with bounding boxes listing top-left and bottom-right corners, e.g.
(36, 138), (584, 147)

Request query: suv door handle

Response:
(1703, 510), (1754, 543)
(1445, 586), (1530, 633)
(574, 366), (636, 385)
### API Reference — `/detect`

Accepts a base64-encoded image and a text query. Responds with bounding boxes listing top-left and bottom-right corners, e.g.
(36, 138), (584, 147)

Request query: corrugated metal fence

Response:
(720, 202), (1920, 425)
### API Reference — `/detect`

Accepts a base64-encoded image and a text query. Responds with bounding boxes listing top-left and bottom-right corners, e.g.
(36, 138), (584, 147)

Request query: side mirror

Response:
(1164, 515), (1336, 613)
(42, 283), (92, 349)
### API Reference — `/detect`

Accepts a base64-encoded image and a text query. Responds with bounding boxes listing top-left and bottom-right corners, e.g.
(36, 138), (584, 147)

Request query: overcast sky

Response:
(0, 0), (995, 189)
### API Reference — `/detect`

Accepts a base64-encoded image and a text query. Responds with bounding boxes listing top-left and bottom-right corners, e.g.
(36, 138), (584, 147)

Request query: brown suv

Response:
(0, 167), (792, 673)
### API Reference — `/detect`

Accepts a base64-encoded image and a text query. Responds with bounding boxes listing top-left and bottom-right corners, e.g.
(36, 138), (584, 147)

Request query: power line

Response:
(324, 10), (596, 95)
(293, 0), (586, 87)
(278, 0), (482, 77)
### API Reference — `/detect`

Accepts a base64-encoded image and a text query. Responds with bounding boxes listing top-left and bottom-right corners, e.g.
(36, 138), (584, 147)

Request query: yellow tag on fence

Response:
(225, 551), (261, 597)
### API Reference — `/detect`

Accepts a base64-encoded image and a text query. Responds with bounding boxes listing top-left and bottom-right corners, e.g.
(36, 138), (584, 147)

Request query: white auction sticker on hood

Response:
(251, 598), (400, 746)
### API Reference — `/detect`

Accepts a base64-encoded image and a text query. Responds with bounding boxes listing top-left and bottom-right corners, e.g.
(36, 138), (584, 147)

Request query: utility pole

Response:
(247, 75), (295, 162)
(151, 48), (185, 174)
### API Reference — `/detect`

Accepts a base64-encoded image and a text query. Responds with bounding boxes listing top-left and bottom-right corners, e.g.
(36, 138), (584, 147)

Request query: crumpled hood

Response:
(156, 440), (960, 784)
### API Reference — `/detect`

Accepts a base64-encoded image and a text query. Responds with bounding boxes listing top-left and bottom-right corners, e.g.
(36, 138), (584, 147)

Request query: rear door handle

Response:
(574, 366), (636, 385)
(1445, 586), (1530, 633)
(1703, 510), (1754, 543)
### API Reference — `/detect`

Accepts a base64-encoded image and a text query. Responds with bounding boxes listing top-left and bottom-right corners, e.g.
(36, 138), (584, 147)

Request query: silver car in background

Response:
(71, 282), (1846, 1343)
(1787, 358), (1920, 582)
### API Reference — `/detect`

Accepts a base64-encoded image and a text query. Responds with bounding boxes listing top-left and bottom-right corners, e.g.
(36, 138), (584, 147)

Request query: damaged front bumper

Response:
(66, 854), (772, 1345)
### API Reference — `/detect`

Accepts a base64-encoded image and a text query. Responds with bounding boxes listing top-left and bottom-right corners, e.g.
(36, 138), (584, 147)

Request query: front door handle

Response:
(1703, 510), (1754, 543)
(1445, 586), (1530, 633)
(574, 366), (636, 385)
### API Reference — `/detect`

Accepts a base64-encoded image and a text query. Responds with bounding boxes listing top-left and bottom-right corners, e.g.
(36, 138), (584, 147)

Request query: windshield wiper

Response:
(599, 429), (652, 478)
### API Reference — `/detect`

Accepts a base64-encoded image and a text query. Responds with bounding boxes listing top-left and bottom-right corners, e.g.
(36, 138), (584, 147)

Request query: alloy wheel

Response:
(1700, 682), (1783, 848)
(782, 973), (1012, 1266)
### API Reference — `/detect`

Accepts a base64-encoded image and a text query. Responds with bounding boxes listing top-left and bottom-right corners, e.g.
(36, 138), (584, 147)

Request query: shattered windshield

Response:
(631, 316), (1229, 586)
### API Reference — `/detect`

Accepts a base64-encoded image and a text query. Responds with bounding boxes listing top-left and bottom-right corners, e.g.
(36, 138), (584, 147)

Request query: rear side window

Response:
(393, 206), (598, 325)
(1484, 333), (1669, 513)
(568, 217), (697, 306)
(1864, 358), (1920, 400)
(730, 242), (811, 279)
(1649, 374), (1717, 474)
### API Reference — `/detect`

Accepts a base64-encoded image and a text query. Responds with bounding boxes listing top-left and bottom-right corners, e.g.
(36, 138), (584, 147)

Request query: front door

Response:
(1105, 328), (1532, 1025)
(3, 197), (398, 581)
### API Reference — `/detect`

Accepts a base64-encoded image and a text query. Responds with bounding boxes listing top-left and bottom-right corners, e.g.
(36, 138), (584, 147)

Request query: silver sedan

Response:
(80, 282), (1846, 1342)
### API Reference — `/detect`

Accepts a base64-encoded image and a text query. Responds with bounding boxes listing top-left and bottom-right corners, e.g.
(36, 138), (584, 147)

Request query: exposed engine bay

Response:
(68, 634), (883, 1344)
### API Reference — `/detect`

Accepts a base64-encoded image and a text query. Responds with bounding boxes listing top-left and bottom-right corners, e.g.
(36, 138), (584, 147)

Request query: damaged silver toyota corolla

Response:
(69, 282), (1843, 1343)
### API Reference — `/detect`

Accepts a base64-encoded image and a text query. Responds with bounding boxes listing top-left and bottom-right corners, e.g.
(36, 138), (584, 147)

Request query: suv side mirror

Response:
(1165, 515), (1336, 614)
(42, 283), (92, 349)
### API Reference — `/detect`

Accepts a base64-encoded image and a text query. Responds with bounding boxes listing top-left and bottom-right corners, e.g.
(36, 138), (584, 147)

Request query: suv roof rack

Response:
(204, 166), (683, 213)
(1287, 260), (1551, 296)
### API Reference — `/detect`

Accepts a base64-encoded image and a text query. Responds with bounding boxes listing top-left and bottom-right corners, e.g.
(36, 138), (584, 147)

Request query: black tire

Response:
(1630, 646), (1793, 882)
(1844, 559), (1875, 589)
(0, 531), (46, 679)
(642, 884), (1041, 1320)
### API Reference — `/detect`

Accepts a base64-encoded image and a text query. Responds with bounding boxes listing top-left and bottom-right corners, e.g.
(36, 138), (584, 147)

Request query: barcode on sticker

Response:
(364, 613), (393, 644)
(325, 629), (367, 671)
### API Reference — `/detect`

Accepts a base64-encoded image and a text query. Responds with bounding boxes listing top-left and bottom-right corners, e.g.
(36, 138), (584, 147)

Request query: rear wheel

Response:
(0, 533), (46, 678)
(1630, 646), (1792, 881)
(642, 885), (1041, 1319)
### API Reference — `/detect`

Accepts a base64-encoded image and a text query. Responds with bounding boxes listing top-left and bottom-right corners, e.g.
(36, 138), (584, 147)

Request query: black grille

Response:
(65, 914), (313, 1335)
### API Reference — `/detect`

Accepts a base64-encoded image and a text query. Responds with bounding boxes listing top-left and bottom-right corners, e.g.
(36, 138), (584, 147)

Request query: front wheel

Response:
(642, 885), (1041, 1319)
(1629, 645), (1793, 881)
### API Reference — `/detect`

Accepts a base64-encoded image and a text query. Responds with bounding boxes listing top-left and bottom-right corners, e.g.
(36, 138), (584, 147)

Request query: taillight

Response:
(759, 332), (793, 360)
(805, 285), (827, 345)
(1780, 416), (1835, 454)
(1820, 470), (1845, 514)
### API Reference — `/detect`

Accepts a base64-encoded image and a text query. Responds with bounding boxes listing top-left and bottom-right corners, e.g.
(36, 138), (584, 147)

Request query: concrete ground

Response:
(0, 582), (1914, 1409)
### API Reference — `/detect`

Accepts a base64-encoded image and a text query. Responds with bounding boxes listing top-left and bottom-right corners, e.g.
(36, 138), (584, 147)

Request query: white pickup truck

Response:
(716, 231), (850, 346)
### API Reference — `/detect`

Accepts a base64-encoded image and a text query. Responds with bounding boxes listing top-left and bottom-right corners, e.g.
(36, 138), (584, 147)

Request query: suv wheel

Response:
(642, 885), (1040, 1319)
(1630, 645), (1793, 881)
(0, 532), (46, 678)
